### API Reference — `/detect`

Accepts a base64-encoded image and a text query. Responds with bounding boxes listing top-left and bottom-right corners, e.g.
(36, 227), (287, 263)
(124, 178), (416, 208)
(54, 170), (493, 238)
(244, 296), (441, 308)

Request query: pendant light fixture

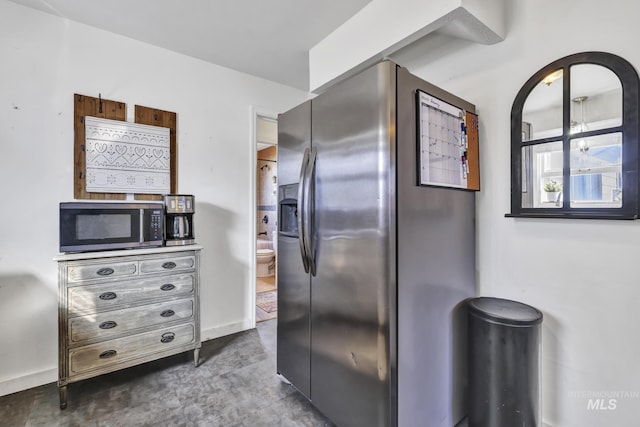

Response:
(572, 95), (589, 153)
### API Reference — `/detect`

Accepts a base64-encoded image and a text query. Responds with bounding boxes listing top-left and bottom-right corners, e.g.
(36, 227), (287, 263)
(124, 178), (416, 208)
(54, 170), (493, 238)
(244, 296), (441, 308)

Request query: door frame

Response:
(249, 106), (278, 328)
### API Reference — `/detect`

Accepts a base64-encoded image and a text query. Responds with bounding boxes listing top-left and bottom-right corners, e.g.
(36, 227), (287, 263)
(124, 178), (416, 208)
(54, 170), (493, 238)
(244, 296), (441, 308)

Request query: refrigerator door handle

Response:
(297, 147), (310, 273)
(303, 146), (317, 276)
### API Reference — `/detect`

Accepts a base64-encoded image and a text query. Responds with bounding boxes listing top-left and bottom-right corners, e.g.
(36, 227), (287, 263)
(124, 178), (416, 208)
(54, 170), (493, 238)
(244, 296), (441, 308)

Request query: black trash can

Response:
(468, 297), (543, 427)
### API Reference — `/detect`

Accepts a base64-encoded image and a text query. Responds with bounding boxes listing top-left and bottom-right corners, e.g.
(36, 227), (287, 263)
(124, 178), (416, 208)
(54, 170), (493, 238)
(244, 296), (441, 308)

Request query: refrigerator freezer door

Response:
(278, 101), (312, 186)
(277, 101), (312, 398)
(310, 61), (396, 427)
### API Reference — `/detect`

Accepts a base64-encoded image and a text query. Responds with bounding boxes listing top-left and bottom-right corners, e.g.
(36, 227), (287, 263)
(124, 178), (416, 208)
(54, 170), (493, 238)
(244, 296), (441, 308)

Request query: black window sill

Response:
(505, 212), (637, 220)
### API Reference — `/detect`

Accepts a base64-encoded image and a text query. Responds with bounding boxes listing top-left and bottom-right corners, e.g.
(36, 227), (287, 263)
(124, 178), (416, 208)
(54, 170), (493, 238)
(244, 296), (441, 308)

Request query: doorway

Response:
(255, 115), (278, 322)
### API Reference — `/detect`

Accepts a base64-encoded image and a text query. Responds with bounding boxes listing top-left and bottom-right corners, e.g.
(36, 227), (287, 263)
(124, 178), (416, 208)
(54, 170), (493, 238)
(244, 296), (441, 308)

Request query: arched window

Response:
(508, 52), (640, 219)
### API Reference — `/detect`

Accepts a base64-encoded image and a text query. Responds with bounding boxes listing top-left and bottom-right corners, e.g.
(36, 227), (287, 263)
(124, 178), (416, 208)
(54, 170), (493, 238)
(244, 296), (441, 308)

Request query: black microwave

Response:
(60, 202), (164, 253)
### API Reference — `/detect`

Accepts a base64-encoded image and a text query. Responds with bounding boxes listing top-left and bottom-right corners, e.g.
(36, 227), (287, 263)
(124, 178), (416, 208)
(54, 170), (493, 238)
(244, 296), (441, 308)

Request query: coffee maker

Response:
(164, 194), (195, 246)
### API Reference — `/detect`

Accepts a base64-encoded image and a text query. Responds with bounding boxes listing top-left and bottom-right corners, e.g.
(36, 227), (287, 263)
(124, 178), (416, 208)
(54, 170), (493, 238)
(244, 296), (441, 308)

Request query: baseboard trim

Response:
(201, 319), (253, 342)
(0, 368), (57, 398)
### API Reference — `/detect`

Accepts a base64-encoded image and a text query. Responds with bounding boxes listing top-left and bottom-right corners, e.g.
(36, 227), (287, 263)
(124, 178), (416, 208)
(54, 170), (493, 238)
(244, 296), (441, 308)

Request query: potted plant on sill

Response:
(543, 180), (562, 202)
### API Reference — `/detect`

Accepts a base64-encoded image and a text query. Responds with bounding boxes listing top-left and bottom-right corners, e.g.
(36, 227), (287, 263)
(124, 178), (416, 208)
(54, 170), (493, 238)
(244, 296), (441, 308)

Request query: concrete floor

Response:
(0, 320), (334, 427)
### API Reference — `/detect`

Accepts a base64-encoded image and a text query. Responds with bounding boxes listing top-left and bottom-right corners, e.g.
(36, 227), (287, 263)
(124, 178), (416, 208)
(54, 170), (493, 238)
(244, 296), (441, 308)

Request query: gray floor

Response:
(0, 320), (335, 427)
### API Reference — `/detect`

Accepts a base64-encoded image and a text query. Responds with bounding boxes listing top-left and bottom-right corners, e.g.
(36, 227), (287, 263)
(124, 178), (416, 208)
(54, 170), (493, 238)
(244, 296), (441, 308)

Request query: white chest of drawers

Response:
(55, 246), (202, 409)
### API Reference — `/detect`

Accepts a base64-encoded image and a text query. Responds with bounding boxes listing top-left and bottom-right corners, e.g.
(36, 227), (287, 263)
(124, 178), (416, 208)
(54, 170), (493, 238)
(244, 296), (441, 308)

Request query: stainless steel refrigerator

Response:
(277, 60), (476, 427)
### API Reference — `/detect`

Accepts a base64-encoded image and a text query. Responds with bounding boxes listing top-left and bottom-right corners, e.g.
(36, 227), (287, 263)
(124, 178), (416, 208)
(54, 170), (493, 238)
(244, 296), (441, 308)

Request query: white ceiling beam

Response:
(309, 0), (505, 93)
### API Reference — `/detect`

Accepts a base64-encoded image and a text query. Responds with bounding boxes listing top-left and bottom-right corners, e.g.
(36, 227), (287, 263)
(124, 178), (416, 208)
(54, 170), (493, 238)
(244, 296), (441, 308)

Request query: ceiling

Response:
(8, 0), (372, 91)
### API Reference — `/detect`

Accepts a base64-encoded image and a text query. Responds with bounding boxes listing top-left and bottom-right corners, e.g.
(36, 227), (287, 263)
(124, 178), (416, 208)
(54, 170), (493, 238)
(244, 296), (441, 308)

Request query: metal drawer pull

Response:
(160, 310), (175, 318)
(99, 292), (117, 300)
(162, 262), (177, 269)
(99, 350), (117, 359)
(99, 321), (118, 329)
(160, 284), (175, 291)
(96, 267), (115, 276)
(160, 332), (175, 343)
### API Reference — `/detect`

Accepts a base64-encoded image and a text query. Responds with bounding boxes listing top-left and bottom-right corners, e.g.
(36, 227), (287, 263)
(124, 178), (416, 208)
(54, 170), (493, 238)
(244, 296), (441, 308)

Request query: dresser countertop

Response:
(54, 244), (204, 262)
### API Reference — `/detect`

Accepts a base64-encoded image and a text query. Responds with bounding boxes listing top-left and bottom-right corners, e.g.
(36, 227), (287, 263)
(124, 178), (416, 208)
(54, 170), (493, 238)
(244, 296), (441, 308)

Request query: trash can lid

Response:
(468, 297), (543, 326)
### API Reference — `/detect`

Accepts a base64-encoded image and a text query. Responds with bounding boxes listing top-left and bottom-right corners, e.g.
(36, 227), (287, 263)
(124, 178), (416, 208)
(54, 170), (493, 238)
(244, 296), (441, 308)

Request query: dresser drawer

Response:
(69, 298), (194, 344)
(69, 323), (195, 375)
(139, 255), (195, 275)
(67, 260), (138, 283)
(68, 273), (195, 315)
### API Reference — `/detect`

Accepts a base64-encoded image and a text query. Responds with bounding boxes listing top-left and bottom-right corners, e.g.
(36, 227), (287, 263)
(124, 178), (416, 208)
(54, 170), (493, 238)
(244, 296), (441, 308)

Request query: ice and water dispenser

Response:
(278, 184), (298, 236)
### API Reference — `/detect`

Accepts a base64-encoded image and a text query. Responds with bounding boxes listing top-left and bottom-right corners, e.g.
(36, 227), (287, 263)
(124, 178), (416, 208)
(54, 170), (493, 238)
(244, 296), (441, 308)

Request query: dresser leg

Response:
(59, 385), (67, 410)
(194, 346), (201, 367)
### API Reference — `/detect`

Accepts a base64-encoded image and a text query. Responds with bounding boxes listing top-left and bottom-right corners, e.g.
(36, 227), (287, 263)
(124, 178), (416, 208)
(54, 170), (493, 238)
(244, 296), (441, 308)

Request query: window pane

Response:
(570, 133), (622, 208)
(521, 141), (563, 208)
(522, 69), (563, 141)
(570, 64), (622, 134)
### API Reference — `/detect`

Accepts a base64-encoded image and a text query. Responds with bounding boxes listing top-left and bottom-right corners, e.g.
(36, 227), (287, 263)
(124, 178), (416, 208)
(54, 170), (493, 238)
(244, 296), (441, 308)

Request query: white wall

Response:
(0, 1), (308, 395)
(391, 0), (640, 425)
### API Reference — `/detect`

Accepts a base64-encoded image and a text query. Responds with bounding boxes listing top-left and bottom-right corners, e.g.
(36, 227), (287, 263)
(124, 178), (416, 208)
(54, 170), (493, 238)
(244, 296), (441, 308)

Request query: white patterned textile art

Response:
(85, 117), (170, 194)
